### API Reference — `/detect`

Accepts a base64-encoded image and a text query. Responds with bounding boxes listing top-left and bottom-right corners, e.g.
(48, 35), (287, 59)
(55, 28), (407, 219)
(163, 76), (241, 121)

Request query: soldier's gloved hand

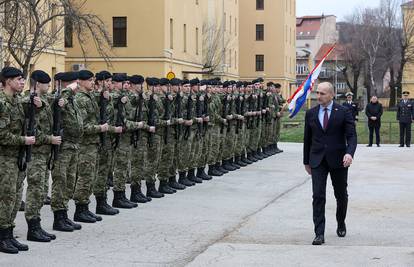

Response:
(25, 136), (36, 145)
(177, 118), (184, 124)
(114, 126), (123, 133)
(103, 91), (110, 100)
(100, 123), (109, 132)
(196, 117), (203, 123)
(58, 98), (65, 107)
(137, 121), (144, 129)
(203, 116), (210, 122)
(222, 119), (227, 125)
(51, 136), (62, 145)
(277, 112), (281, 117)
(166, 120), (171, 126)
(121, 96), (128, 104)
(266, 108), (270, 112)
(185, 120), (193, 126)
(262, 109), (266, 114)
(149, 126), (156, 133)
(226, 115), (233, 120)
(34, 96), (42, 108)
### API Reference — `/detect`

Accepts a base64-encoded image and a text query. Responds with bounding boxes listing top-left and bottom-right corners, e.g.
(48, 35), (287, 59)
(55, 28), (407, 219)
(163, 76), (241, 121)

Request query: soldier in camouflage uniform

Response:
(274, 83), (285, 153)
(129, 75), (152, 203)
(23, 70), (60, 242)
(233, 82), (250, 166)
(73, 70), (109, 223)
(94, 71), (121, 214)
(0, 67), (36, 253)
(111, 74), (140, 208)
(51, 71), (83, 232)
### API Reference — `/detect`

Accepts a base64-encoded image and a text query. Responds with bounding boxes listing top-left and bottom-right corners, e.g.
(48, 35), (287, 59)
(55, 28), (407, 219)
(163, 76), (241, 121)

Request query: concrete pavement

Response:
(3, 143), (414, 267)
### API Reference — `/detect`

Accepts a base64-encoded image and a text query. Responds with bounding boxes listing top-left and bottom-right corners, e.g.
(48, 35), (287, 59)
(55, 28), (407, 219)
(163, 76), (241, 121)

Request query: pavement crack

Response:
(182, 177), (310, 266)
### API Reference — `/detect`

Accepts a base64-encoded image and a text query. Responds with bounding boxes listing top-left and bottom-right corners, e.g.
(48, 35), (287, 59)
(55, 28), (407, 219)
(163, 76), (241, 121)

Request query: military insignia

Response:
(335, 108), (338, 111)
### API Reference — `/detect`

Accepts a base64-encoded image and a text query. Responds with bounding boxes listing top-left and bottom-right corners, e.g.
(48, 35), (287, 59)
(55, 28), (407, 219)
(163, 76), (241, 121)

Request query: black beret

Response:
(182, 79), (190, 85)
(190, 78), (200, 86)
(257, 78), (264, 83)
(1, 67), (23, 79)
(61, 72), (79, 82)
(266, 82), (274, 87)
(160, 78), (170, 86)
(170, 78), (181, 86)
(129, 75), (145, 85)
(112, 73), (127, 83)
(95, 72), (103, 81)
(274, 83), (281, 88)
(54, 72), (64, 81)
(236, 81), (244, 88)
(152, 78), (160, 86)
(200, 79), (209, 86)
(31, 70), (51, 84)
(78, 70), (94, 81)
(223, 81), (230, 88)
(98, 71), (112, 81)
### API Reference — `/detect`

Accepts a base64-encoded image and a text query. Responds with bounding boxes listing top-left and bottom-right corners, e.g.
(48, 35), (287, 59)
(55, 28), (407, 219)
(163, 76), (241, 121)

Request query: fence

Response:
(280, 120), (413, 144)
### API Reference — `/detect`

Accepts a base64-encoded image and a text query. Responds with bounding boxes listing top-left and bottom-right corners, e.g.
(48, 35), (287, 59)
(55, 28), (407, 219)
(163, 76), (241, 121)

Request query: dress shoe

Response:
(399, 144), (404, 147)
(312, 235), (325, 245)
(377, 144), (380, 147)
(337, 223), (347, 237)
(366, 144), (372, 147)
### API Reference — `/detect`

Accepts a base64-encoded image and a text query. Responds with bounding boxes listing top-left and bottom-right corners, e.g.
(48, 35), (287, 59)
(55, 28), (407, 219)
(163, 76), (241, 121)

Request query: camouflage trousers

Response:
(248, 120), (262, 153)
(190, 129), (203, 169)
(51, 146), (79, 212)
(142, 133), (161, 183)
(94, 142), (112, 198)
(25, 152), (49, 221)
(112, 136), (132, 192)
(262, 121), (273, 147)
(223, 125), (236, 160)
(275, 118), (282, 143)
(218, 128), (226, 162)
(198, 129), (211, 167)
(0, 156), (24, 229)
(157, 130), (175, 181)
(130, 134), (147, 188)
(73, 144), (98, 205)
(234, 123), (247, 156)
(207, 126), (221, 165)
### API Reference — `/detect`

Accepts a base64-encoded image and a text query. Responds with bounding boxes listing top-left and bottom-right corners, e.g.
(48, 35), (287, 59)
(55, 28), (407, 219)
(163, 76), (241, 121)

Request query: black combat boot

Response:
(146, 182), (165, 198)
(241, 153), (253, 164)
(0, 228), (18, 254)
(96, 196), (120, 215)
(43, 196), (51, 205)
(74, 204), (96, 223)
(63, 210), (81, 230)
(113, 191), (138, 208)
(223, 159), (237, 171)
(130, 185), (149, 203)
(85, 205), (102, 222)
(255, 149), (265, 160)
(158, 180), (176, 194)
(39, 227), (56, 240)
(187, 168), (203, 183)
(27, 218), (51, 242)
(8, 227), (29, 251)
(275, 144), (283, 153)
(197, 167), (212, 180)
(247, 152), (258, 162)
(53, 210), (74, 232)
(217, 162), (229, 173)
(208, 164), (223, 176)
(235, 156), (247, 167)
(178, 172), (195, 186)
(231, 157), (242, 169)
(169, 176), (186, 190)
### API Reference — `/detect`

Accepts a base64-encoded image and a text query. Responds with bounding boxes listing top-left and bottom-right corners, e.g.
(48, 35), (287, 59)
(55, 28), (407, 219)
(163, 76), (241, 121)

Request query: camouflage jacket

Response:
(76, 90), (101, 145)
(60, 88), (83, 149)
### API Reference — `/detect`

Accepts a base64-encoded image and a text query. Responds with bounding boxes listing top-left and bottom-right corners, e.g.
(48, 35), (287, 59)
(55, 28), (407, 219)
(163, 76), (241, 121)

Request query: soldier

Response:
(397, 91), (414, 147)
(129, 75), (152, 203)
(233, 82), (248, 167)
(24, 70), (62, 242)
(51, 71), (83, 232)
(274, 83), (285, 153)
(342, 92), (359, 122)
(111, 74), (140, 208)
(94, 71), (121, 214)
(0, 67), (37, 253)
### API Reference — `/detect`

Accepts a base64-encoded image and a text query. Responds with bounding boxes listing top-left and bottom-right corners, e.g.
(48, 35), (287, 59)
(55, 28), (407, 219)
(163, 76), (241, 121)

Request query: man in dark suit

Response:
(342, 92), (359, 122)
(303, 82), (357, 245)
(397, 91), (414, 147)
(365, 96), (383, 147)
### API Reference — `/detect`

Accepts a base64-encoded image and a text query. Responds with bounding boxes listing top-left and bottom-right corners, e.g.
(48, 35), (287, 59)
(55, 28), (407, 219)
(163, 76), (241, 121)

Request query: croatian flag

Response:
(288, 44), (336, 118)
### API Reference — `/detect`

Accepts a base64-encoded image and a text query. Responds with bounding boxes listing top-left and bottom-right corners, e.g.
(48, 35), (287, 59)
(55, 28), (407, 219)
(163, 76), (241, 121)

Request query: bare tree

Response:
(0, 0), (112, 77)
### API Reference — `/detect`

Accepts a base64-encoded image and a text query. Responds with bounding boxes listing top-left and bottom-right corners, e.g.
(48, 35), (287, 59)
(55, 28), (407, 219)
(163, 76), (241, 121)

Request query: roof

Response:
(296, 15), (335, 38)
(314, 43), (345, 62)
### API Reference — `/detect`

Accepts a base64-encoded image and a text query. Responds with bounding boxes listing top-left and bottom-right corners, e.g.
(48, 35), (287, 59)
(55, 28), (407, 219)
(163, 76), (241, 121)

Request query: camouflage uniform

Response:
(207, 93), (222, 165)
(189, 94), (204, 169)
(51, 88), (83, 212)
(0, 91), (27, 230)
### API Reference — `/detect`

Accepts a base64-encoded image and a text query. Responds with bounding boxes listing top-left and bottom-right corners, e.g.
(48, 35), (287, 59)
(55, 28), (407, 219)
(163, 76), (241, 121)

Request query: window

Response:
(183, 24), (187, 52)
(256, 55), (264, 71)
(113, 17), (127, 47)
(256, 24), (264, 41)
(170, 19), (174, 49)
(64, 17), (73, 48)
(196, 27), (199, 55)
(256, 0), (264, 10)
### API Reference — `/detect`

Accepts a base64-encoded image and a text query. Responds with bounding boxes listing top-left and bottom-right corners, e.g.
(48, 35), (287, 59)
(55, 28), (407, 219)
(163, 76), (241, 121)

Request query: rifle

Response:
(202, 93), (209, 136)
(262, 92), (270, 123)
(220, 94), (228, 134)
(183, 89), (193, 140)
(162, 87), (172, 145)
(99, 84), (108, 149)
(174, 90), (182, 140)
(113, 87), (125, 150)
(247, 94), (254, 129)
(256, 92), (262, 128)
(227, 92), (234, 133)
(47, 80), (63, 170)
(195, 93), (203, 139)
(131, 91), (143, 148)
(147, 86), (156, 147)
(18, 83), (37, 171)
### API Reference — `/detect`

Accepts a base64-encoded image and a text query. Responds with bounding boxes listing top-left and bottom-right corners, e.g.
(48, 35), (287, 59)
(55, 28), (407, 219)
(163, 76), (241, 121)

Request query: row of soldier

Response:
(0, 66), (285, 254)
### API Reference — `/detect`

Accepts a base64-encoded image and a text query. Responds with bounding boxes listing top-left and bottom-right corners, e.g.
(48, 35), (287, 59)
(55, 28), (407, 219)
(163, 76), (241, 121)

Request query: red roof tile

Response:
(314, 43), (345, 61)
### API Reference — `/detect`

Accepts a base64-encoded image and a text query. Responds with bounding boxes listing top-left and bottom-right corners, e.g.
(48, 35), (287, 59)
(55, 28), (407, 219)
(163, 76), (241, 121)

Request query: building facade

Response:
(402, 1), (414, 97)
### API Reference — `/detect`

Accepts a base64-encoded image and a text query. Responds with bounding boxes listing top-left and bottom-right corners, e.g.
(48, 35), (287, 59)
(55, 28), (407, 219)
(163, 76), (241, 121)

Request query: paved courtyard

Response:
(2, 143), (414, 267)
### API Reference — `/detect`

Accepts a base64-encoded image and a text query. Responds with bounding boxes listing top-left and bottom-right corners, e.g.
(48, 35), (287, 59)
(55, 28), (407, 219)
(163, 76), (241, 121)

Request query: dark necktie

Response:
(323, 108), (329, 130)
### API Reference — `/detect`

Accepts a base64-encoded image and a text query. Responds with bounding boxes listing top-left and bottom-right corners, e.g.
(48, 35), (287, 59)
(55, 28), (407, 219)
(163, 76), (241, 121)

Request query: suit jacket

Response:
(303, 102), (357, 169)
(342, 101), (359, 121)
(365, 102), (383, 127)
(397, 100), (414, 124)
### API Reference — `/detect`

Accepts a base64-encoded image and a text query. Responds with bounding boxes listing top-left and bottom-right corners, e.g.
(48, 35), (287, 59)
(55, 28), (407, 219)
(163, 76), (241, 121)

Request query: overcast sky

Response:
(296, 0), (382, 21)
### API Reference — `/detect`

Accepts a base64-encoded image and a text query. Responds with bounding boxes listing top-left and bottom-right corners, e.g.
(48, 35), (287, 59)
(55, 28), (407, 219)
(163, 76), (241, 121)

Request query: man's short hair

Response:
(318, 82), (334, 95)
